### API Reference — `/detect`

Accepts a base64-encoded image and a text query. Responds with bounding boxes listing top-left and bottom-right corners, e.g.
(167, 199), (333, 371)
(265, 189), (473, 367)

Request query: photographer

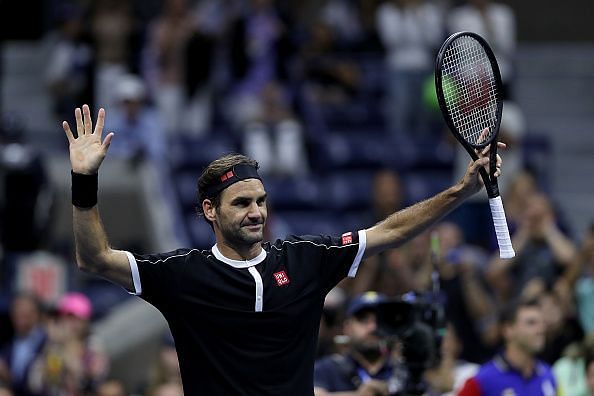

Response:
(314, 292), (392, 396)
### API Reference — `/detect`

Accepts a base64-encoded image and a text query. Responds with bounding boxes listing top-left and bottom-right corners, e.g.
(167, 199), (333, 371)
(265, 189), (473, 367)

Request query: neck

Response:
(504, 345), (535, 378)
(216, 240), (262, 261)
(352, 352), (387, 376)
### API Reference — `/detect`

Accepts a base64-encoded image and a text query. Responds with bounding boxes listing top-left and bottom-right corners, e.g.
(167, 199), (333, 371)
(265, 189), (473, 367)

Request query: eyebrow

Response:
(230, 193), (267, 204)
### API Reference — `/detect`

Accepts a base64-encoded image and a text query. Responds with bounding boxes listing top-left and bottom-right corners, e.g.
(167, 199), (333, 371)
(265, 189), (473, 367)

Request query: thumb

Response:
(102, 132), (115, 150)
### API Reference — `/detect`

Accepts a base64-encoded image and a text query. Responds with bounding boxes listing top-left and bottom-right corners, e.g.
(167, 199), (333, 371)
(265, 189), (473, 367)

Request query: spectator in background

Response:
(45, 3), (94, 125)
(537, 288), (583, 365)
(375, 0), (442, 136)
(486, 191), (578, 306)
(91, 0), (138, 110)
(574, 223), (594, 334)
(0, 114), (54, 292)
(343, 169), (408, 296)
(143, 0), (202, 136)
(314, 292), (392, 396)
(0, 293), (46, 396)
(242, 81), (309, 176)
(300, 21), (362, 107)
(104, 74), (166, 166)
(436, 222), (499, 364)
(552, 331), (594, 396)
(458, 299), (557, 396)
(424, 323), (479, 395)
(447, 0), (516, 99)
(144, 331), (182, 396)
(28, 292), (108, 395)
(225, 0), (289, 128)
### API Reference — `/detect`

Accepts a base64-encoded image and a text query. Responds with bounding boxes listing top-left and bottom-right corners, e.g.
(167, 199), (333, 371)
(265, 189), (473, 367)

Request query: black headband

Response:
(203, 164), (262, 198)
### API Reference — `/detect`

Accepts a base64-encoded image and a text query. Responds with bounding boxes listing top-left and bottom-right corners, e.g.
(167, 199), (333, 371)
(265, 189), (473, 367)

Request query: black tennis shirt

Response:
(125, 231), (366, 395)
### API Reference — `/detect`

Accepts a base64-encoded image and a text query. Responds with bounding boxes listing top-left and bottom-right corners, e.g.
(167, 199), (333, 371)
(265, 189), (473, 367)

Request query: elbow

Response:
(75, 251), (107, 275)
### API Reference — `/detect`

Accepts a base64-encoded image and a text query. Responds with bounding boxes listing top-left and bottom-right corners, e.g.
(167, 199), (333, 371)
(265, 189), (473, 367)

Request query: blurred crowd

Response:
(1, 0), (593, 395)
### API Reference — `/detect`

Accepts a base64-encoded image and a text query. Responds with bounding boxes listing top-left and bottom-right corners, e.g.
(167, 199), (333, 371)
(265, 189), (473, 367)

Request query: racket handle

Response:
(489, 196), (515, 259)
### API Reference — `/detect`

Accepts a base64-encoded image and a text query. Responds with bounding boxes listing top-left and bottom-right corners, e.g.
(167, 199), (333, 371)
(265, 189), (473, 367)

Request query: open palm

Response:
(63, 105), (114, 175)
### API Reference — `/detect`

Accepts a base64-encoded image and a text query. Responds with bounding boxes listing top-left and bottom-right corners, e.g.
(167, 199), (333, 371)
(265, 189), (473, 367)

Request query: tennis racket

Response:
(435, 31), (515, 259)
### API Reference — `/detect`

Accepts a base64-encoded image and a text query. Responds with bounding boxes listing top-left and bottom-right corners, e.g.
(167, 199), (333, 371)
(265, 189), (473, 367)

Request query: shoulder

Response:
(133, 248), (210, 265)
(315, 354), (355, 377)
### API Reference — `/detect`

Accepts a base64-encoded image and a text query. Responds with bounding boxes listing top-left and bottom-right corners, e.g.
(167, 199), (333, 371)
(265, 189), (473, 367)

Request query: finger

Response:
(75, 107), (84, 136)
(478, 127), (490, 145)
(472, 157), (489, 174)
(102, 132), (115, 151)
(62, 121), (75, 142)
(497, 142), (507, 150)
(94, 108), (105, 137)
(82, 104), (92, 135)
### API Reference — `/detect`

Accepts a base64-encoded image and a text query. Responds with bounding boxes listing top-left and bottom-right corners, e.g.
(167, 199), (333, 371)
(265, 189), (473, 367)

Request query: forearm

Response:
(73, 206), (113, 271)
(365, 182), (471, 257)
(545, 226), (577, 265)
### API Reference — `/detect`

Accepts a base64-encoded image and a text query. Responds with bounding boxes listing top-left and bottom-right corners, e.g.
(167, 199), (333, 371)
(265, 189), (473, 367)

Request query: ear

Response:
(202, 199), (217, 223)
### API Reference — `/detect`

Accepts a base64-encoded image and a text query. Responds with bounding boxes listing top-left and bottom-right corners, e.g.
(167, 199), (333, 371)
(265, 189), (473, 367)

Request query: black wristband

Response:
(71, 171), (98, 209)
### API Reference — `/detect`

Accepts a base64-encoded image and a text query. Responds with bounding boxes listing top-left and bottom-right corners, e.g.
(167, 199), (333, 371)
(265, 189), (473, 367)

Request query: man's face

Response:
(10, 296), (39, 336)
(213, 179), (268, 247)
(344, 310), (384, 362)
(505, 306), (546, 355)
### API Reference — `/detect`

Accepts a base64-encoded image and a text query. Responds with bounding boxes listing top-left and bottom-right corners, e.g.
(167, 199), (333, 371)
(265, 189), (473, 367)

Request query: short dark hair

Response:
(196, 153), (259, 223)
(499, 298), (541, 326)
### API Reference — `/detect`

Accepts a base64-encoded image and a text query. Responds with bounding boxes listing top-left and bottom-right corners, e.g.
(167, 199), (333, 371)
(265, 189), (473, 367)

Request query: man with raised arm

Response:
(62, 105), (503, 395)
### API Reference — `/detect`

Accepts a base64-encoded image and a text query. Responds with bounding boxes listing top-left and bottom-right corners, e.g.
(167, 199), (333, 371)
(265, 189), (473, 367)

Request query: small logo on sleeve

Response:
(273, 271), (290, 287)
(341, 232), (353, 245)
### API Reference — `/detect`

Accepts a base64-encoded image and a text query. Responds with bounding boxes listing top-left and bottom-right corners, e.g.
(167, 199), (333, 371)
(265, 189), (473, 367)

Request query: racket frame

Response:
(435, 31), (504, 198)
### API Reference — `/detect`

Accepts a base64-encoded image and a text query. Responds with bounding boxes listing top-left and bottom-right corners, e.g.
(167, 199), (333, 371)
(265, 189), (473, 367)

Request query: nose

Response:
(247, 202), (263, 220)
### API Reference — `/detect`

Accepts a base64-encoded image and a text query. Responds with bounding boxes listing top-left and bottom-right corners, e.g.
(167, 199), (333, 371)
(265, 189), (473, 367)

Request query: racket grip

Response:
(489, 196), (515, 259)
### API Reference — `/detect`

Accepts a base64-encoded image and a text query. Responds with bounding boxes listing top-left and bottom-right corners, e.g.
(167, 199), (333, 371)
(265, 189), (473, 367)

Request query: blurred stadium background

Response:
(0, 0), (593, 394)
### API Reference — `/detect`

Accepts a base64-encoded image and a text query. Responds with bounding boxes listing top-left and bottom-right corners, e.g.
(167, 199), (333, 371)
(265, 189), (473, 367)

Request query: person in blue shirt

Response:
(458, 298), (557, 396)
(314, 292), (394, 396)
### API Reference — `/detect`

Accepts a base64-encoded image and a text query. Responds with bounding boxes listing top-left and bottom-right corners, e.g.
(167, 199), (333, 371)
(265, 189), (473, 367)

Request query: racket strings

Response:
(441, 36), (499, 146)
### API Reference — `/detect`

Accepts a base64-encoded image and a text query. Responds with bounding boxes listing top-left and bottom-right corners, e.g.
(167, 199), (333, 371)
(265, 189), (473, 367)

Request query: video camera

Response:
(375, 292), (445, 396)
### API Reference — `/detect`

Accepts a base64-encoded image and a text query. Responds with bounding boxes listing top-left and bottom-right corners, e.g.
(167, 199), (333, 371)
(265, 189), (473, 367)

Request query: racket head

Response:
(435, 31), (504, 153)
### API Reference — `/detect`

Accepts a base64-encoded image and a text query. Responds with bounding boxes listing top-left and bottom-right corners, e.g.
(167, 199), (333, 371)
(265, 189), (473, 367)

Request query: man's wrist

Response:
(71, 171), (98, 209)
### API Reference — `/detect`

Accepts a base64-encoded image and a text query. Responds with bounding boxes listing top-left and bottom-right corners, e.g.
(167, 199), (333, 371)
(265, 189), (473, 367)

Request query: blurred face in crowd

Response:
(504, 306), (546, 356)
(10, 295), (40, 336)
(344, 310), (384, 362)
(372, 170), (403, 218)
(207, 179), (268, 248)
(539, 292), (564, 333)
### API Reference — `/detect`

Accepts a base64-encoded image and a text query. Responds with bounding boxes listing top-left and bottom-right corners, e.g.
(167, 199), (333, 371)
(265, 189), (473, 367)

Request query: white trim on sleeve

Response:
(125, 251), (142, 295)
(347, 230), (367, 278)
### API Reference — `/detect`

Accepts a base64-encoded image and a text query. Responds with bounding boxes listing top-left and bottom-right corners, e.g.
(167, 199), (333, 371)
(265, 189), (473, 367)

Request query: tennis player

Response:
(62, 105), (503, 395)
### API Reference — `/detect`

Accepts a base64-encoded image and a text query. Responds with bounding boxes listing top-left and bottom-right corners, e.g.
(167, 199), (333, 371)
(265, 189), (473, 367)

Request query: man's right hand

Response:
(63, 104), (113, 175)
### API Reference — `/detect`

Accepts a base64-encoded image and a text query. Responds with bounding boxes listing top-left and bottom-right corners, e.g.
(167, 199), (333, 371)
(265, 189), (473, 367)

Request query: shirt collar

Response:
(212, 244), (267, 268)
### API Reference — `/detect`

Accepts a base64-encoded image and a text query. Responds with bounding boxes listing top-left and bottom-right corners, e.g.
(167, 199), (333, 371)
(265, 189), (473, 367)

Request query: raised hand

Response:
(63, 105), (114, 175)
